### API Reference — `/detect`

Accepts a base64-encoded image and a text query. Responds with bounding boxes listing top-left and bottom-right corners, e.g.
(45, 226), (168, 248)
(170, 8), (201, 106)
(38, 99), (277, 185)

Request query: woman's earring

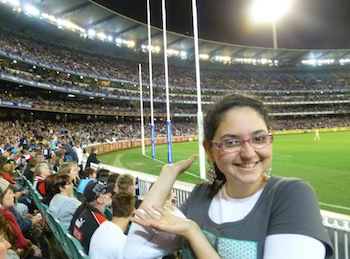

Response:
(207, 163), (217, 184)
(263, 166), (272, 181)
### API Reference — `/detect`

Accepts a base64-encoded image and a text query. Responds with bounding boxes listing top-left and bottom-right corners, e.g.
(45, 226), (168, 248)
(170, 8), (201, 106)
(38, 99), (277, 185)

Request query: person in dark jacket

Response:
(86, 147), (100, 168)
(63, 144), (78, 163)
(9, 206), (41, 233)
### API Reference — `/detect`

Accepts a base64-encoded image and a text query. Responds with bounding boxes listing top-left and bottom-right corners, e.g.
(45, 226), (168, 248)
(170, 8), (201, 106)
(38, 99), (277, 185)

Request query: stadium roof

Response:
(1, 0), (350, 66)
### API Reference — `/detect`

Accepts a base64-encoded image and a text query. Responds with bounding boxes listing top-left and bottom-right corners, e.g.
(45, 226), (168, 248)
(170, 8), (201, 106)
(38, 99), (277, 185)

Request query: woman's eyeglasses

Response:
(211, 133), (273, 153)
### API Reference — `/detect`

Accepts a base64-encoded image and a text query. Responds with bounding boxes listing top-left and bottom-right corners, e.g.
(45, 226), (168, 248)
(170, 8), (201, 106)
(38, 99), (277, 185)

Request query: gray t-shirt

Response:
(49, 194), (81, 228)
(180, 176), (333, 259)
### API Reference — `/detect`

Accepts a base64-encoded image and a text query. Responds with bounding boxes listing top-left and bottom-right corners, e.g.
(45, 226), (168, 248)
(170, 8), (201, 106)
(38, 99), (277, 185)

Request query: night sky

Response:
(94, 0), (350, 50)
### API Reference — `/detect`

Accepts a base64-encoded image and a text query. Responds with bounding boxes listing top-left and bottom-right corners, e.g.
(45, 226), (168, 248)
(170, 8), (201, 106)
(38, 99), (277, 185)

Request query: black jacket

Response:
(86, 153), (100, 168)
(69, 204), (108, 253)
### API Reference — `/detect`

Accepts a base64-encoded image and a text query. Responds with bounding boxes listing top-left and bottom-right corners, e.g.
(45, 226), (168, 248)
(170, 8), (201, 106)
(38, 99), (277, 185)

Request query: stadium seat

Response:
(73, 186), (83, 201)
(45, 210), (72, 258)
(65, 233), (91, 259)
(24, 177), (44, 211)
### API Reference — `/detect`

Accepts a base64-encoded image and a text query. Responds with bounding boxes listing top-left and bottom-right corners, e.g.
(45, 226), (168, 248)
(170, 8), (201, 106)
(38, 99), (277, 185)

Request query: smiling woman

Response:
(124, 94), (334, 259)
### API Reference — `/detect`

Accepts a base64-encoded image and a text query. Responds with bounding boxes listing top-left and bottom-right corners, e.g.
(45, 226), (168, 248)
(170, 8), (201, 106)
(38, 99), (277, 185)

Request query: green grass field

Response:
(99, 131), (350, 215)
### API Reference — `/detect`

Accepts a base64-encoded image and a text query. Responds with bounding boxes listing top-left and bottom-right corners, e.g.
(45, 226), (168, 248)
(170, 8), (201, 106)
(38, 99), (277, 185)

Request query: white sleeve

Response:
(123, 208), (185, 259)
(264, 234), (326, 259)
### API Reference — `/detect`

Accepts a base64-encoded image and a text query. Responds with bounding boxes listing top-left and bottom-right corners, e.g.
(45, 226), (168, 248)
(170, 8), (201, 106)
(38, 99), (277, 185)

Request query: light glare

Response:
(251, 0), (292, 22)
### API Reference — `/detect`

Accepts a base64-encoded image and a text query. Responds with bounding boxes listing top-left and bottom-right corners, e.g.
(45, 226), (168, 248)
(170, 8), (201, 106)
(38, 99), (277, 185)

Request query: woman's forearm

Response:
(142, 155), (198, 209)
(185, 220), (221, 259)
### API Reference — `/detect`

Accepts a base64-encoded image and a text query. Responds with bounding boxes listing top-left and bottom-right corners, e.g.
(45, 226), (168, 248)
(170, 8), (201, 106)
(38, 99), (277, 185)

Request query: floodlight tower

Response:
(251, 0), (292, 49)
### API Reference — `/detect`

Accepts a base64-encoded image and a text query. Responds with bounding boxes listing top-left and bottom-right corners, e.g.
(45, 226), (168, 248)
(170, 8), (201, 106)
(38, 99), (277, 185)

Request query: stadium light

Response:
(251, 0), (292, 49)
(199, 54), (209, 60)
(24, 5), (40, 17)
(88, 29), (96, 37)
(6, 0), (20, 7)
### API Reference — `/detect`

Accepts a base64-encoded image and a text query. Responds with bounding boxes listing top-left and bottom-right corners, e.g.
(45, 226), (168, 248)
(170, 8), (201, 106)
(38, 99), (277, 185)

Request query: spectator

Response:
(34, 153), (43, 164)
(2, 163), (16, 185)
(69, 181), (114, 253)
(89, 191), (135, 259)
(23, 159), (37, 184)
(117, 174), (142, 209)
(0, 143), (5, 157)
(42, 174), (57, 205)
(58, 161), (79, 186)
(2, 163), (29, 215)
(96, 168), (110, 183)
(72, 140), (84, 176)
(6, 149), (20, 169)
(49, 150), (64, 173)
(0, 213), (19, 259)
(77, 167), (97, 193)
(0, 178), (44, 258)
(62, 144), (78, 163)
(48, 174), (81, 228)
(124, 94), (333, 259)
(32, 162), (52, 196)
(86, 147), (100, 168)
(107, 173), (120, 195)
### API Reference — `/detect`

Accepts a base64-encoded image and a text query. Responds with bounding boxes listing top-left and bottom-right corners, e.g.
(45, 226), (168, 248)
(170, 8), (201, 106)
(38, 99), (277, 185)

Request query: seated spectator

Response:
(33, 162), (52, 196)
(0, 143), (5, 157)
(34, 153), (43, 164)
(78, 168), (97, 193)
(8, 205), (46, 255)
(116, 174), (142, 209)
(6, 149), (20, 169)
(0, 157), (6, 174)
(89, 191), (135, 259)
(2, 163), (17, 184)
(62, 144), (78, 163)
(23, 159), (37, 183)
(58, 161), (80, 186)
(107, 173), (120, 195)
(2, 163), (30, 215)
(0, 213), (19, 259)
(59, 161), (80, 187)
(86, 147), (100, 168)
(41, 174), (57, 205)
(69, 181), (114, 253)
(48, 174), (81, 228)
(0, 179), (44, 258)
(49, 150), (64, 173)
(96, 168), (110, 183)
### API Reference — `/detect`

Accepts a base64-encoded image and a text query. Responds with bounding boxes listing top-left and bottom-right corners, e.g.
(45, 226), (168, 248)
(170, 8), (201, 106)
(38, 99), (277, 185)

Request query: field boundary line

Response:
(319, 202), (350, 211)
(143, 154), (201, 179)
(274, 153), (292, 157)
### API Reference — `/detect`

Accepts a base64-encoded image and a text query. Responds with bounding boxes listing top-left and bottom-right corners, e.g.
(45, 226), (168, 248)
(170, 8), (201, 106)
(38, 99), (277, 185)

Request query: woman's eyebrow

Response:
(219, 130), (267, 140)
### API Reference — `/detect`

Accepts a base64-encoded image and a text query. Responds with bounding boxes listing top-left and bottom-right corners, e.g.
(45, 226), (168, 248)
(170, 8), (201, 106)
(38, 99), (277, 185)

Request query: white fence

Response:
(90, 162), (350, 259)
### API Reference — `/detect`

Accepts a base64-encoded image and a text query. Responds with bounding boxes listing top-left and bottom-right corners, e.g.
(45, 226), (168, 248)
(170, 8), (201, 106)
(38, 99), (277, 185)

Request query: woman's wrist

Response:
(183, 220), (201, 240)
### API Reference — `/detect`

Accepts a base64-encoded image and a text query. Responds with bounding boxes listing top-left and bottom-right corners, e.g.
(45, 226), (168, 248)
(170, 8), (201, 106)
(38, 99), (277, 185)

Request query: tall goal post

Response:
(147, 0), (156, 159)
(192, 0), (207, 179)
(162, 0), (173, 164)
(139, 64), (145, 155)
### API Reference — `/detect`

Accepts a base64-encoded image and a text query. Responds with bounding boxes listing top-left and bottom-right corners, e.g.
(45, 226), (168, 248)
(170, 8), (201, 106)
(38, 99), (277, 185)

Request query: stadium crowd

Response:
(1, 29), (350, 94)
(0, 127), (155, 258)
(2, 90), (350, 116)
